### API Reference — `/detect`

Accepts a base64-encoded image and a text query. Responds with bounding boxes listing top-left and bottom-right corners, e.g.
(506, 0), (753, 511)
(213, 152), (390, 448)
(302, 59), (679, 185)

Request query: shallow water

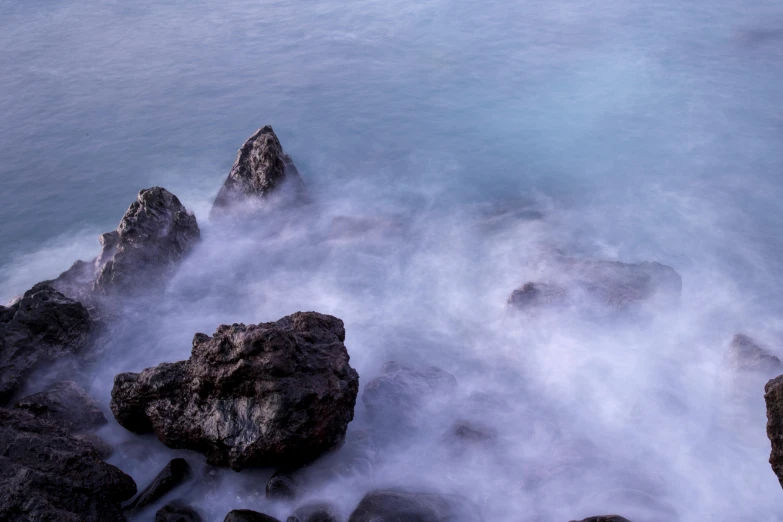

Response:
(2, 0), (783, 521)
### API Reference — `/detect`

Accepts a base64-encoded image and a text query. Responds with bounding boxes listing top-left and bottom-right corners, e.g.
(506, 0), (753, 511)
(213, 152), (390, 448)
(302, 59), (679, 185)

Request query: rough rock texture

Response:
(52, 187), (200, 297)
(14, 380), (106, 433)
(570, 517), (632, 522)
(111, 312), (359, 470)
(765, 374), (783, 489)
(155, 502), (203, 522)
(0, 407), (136, 522)
(508, 259), (681, 313)
(362, 361), (456, 430)
(287, 502), (339, 522)
(348, 490), (479, 522)
(266, 468), (300, 501)
(0, 283), (92, 404)
(125, 458), (192, 515)
(729, 334), (783, 374)
(211, 126), (306, 217)
(225, 510), (282, 522)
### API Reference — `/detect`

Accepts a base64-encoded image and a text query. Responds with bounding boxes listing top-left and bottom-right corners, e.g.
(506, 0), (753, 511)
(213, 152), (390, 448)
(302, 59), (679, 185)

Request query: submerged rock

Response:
(728, 334), (783, 374)
(0, 407), (136, 522)
(124, 458), (192, 515)
(225, 510), (282, 522)
(211, 126), (306, 217)
(348, 490), (479, 522)
(110, 312), (359, 470)
(287, 502), (339, 522)
(765, 374), (783, 489)
(266, 468), (300, 501)
(14, 380), (106, 433)
(570, 517), (632, 522)
(508, 258), (681, 314)
(0, 283), (92, 404)
(156, 502), (203, 522)
(362, 361), (456, 431)
(52, 187), (200, 298)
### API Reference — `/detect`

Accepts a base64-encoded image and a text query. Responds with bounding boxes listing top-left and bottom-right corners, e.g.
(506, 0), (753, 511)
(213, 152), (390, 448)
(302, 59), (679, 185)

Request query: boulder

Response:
(225, 510), (282, 522)
(110, 312), (359, 470)
(362, 361), (456, 430)
(266, 468), (300, 501)
(211, 126), (305, 217)
(14, 380), (106, 433)
(0, 407), (136, 521)
(124, 458), (192, 515)
(156, 502), (203, 522)
(51, 187), (200, 297)
(287, 502), (339, 522)
(728, 334), (783, 374)
(348, 490), (479, 522)
(765, 374), (783, 489)
(0, 283), (92, 404)
(508, 259), (681, 313)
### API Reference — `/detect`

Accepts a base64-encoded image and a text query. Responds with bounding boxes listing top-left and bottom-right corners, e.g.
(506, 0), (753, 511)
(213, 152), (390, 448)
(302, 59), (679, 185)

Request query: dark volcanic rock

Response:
(287, 502), (339, 522)
(14, 380), (106, 433)
(0, 283), (92, 404)
(125, 458), (192, 515)
(155, 502), (203, 522)
(765, 374), (783, 489)
(111, 312), (359, 470)
(508, 259), (681, 313)
(729, 334), (783, 374)
(266, 468), (300, 501)
(225, 510), (282, 522)
(570, 517), (632, 522)
(51, 187), (200, 298)
(211, 126), (306, 217)
(348, 490), (479, 522)
(362, 361), (456, 430)
(0, 407), (136, 522)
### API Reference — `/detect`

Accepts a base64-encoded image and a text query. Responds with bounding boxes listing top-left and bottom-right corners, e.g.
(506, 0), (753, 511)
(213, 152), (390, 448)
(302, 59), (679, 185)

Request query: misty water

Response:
(3, 0), (783, 521)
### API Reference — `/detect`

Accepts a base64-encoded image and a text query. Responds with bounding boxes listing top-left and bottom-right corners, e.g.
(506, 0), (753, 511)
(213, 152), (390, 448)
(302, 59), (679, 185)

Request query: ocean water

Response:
(2, 1), (783, 521)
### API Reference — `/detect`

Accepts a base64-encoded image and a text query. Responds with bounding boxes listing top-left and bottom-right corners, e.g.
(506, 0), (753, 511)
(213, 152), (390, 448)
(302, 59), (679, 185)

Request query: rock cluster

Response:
(111, 312), (359, 470)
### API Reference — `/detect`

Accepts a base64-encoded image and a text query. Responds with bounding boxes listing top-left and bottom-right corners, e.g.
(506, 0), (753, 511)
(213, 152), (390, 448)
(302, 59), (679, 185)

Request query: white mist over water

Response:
(2, 0), (783, 521)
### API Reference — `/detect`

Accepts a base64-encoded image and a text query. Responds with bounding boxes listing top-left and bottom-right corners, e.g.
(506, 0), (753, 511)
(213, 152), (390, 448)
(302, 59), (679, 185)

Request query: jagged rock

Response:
(225, 510), (282, 522)
(74, 432), (114, 459)
(0, 283), (92, 404)
(570, 517), (632, 522)
(348, 490), (479, 522)
(211, 126), (306, 217)
(124, 458), (192, 515)
(508, 259), (681, 313)
(156, 502), (203, 522)
(14, 380), (106, 433)
(0, 407), (136, 521)
(729, 334), (783, 374)
(362, 361), (456, 431)
(111, 312), (359, 470)
(765, 374), (783, 489)
(266, 468), (300, 501)
(287, 502), (339, 522)
(51, 187), (200, 298)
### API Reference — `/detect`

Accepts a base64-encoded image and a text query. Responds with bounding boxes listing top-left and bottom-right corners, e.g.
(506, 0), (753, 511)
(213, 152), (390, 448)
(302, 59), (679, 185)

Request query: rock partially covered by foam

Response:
(211, 126), (306, 217)
(348, 490), (480, 522)
(728, 334), (783, 375)
(0, 283), (92, 404)
(14, 380), (106, 433)
(0, 407), (136, 521)
(110, 312), (359, 470)
(569, 517), (633, 522)
(765, 374), (783, 490)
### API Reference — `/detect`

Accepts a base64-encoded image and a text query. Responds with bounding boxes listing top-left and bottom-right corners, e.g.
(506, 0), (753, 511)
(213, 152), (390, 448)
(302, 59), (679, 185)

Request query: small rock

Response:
(348, 490), (479, 522)
(287, 502), (339, 522)
(225, 510), (282, 522)
(266, 468), (300, 501)
(570, 517), (632, 522)
(14, 380), (106, 433)
(728, 334), (783, 374)
(0, 283), (92, 404)
(443, 420), (496, 445)
(110, 312), (359, 470)
(156, 502), (204, 522)
(507, 282), (568, 310)
(125, 458), (192, 515)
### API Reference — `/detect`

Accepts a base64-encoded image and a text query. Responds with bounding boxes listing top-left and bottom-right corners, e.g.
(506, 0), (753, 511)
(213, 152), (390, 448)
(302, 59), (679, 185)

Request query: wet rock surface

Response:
(0, 283), (92, 404)
(110, 311), (359, 470)
(124, 458), (192, 515)
(348, 490), (479, 522)
(52, 187), (200, 298)
(14, 380), (106, 433)
(266, 468), (300, 501)
(211, 126), (305, 217)
(225, 510), (282, 522)
(766, 374), (783, 489)
(155, 502), (203, 522)
(570, 517), (632, 522)
(0, 407), (136, 522)
(287, 502), (339, 522)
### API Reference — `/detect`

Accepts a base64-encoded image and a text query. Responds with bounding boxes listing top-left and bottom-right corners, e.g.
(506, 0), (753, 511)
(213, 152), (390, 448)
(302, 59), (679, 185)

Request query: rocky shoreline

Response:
(2, 126), (781, 521)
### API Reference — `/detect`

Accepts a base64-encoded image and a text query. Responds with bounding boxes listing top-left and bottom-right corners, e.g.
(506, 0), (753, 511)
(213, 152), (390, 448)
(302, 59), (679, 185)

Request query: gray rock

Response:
(14, 380), (106, 433)
(348, 490), (479, 522)
(0, 407), (136, 522)
(225, 510), (282, 522)
(125, 458), (192, 515)
(0, 283), (92, 404)
(766, 374), (783, 490)
(728, 334), (783, 374)
(211, 126), (305, 217)
(287, 502), (339, 522)
(110, 312), (359, 470)
(155, 502), (203, 522)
